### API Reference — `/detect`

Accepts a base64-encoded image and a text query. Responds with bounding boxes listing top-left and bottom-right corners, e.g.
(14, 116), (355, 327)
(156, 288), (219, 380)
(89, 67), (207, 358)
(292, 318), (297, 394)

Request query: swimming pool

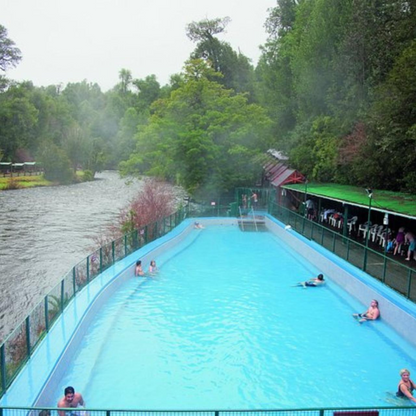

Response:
(46, 224), (416, 410)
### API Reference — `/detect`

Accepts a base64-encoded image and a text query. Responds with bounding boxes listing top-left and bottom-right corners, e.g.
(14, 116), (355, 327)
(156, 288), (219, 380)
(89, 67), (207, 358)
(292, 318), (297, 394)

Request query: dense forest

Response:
(1, 0), (416, 196)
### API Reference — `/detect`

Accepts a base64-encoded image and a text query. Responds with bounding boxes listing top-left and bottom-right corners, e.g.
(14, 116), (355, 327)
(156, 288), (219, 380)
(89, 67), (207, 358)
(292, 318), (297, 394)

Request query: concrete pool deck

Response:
(1, 215), (415, 408)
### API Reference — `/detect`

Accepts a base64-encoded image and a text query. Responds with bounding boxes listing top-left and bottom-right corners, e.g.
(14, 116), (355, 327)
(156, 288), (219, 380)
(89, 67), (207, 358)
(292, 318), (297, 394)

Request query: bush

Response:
(81, 170), (94, 182)
(37, 143), (74, 184)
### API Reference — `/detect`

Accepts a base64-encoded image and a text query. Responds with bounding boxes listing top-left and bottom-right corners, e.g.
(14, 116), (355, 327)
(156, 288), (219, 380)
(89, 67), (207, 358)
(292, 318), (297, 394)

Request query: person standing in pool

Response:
(353, 299), (380, 323)
(135, 260), (144, 276)
(148, 260), (158, 274)
(396, 368), (416, 403)
(295, 274), (325, 288)
(57, 386), (85, 416)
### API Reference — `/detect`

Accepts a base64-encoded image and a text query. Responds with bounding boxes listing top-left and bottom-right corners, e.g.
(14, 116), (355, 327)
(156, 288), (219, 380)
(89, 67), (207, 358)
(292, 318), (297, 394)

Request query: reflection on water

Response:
(0, 171), (144, 342)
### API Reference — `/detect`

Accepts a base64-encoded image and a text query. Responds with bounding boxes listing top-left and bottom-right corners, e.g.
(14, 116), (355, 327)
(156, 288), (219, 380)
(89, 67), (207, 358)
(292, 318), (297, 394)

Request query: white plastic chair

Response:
(378, 227), (391, 247)
(347, 216), (358, 234)
(358, 221), (372, 239)
(371, 224), (383, 242)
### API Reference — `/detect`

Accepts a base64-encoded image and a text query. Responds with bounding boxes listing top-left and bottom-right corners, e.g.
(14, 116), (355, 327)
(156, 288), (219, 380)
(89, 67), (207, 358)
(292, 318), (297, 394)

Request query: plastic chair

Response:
(347, 216), (358, 234)
(371, 224), (383, 242)
(358, 221), (372, 238)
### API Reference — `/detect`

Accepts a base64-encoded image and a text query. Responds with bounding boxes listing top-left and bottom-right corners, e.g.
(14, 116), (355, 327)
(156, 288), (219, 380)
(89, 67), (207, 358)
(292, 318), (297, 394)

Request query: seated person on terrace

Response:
(295, 274), (325, 288)
(353, 299), (380, 323)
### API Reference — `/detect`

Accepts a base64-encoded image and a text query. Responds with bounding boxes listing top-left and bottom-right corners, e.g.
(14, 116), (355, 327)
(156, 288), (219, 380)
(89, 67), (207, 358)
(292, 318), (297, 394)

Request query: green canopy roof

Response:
(283, 183), (416, 219)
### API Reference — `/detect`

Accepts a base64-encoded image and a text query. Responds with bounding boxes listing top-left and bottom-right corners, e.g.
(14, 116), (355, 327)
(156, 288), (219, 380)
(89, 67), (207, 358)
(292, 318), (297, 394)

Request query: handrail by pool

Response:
(0, 207), (187, 398)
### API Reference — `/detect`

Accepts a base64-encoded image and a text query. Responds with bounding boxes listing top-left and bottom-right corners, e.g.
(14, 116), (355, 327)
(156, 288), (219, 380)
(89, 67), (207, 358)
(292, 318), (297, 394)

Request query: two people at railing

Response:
(57, 386), (86, 416)
(396, 368), (416, 404)
(352, 299), (380, 323)
(295, 274), (326, 288)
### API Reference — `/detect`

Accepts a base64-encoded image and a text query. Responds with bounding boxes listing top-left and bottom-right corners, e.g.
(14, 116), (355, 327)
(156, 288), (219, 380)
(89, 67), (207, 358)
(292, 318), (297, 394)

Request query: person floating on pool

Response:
(194, 221), (204, 229)
(353, 299), (380, 323)
(57, 386), (86, 416)
(295, 274), (325, 288)
(135, 260), (144, 276)
(148, 259), (158, 274)
(396, 368), (416, 404)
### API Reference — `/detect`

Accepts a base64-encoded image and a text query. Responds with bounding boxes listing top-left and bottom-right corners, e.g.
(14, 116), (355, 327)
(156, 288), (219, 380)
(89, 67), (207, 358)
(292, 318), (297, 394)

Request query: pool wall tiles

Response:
(265, 215), (416, 347)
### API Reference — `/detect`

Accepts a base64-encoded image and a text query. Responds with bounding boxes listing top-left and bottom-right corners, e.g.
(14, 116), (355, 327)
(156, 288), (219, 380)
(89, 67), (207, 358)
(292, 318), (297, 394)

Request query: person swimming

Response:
(396, 368), (416, 403)
(148, 260), (158, 274)
(135, 260), (144, 276)
(295, 274), (325, 288)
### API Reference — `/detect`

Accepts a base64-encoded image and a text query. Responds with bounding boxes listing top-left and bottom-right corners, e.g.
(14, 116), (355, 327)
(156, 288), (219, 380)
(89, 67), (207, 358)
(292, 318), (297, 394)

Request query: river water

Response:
(0, 171), (145, 343)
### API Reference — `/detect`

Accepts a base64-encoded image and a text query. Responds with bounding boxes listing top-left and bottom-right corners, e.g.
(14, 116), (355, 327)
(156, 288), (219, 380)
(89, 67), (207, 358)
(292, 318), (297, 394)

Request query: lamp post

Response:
(302, 178), (308, 233)
(363, 188), (373, 270)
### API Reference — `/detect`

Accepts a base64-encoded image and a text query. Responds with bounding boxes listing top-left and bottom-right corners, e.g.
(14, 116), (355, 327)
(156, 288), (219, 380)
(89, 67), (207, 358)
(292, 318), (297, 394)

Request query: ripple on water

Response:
(0, 171), (144, 342)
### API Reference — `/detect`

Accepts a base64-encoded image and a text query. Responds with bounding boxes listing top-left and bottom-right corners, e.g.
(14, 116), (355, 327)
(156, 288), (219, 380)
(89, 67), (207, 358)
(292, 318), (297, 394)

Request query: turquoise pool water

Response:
(50, 225), (416, 409)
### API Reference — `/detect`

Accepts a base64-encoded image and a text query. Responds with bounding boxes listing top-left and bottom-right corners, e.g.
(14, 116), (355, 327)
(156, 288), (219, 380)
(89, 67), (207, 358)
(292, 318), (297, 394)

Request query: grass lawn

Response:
(0, 175), (55, 190)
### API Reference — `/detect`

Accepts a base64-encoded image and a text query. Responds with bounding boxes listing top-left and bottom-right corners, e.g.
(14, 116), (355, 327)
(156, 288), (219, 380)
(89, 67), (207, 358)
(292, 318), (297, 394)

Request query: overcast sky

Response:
(2, 0), (276, 91)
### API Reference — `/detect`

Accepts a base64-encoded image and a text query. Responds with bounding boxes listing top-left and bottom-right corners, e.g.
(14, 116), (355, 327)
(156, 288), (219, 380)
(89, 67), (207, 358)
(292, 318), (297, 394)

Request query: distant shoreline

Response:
(0, 175), (55, 191)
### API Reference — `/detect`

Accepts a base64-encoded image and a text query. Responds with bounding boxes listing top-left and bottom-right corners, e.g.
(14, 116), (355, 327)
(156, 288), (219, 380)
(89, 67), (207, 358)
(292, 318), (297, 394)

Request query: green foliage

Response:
(37, 142), (73, 184)
(257, 0), (416, 192)
(120, 59), (272, 195)
(81, 170), (94, 182)
(0, 25), (22, 72)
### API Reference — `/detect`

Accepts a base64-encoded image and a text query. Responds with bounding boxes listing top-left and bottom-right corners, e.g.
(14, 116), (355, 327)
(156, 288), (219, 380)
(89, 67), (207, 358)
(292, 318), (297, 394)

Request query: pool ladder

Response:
(238, 206), (258, 231)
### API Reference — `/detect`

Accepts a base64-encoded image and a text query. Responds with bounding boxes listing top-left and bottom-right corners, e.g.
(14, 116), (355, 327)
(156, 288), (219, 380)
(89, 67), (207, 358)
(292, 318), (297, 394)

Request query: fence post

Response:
(25, 316), (31, 357)
(45, 296), (49, 332)
(72, 267), (76, 294)
(382, 255), (387, 283)
(100, 247), (103, 273)
(407, 269), (412, 299)
(86, 256), (90, 284)
(1, 344), (6, 392)
(61, 280), (65, 311)
(112, 241), (115, 264)
(124, 234), (127, 257)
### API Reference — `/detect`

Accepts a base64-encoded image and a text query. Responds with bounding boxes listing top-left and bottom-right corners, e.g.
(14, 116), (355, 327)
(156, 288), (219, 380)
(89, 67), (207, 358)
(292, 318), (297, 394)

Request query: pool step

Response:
(238, 216), (266, 231)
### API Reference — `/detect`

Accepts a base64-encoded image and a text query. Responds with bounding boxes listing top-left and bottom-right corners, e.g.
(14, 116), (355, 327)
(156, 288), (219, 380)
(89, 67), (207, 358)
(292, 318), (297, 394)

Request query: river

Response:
(0, 171), (145, 343)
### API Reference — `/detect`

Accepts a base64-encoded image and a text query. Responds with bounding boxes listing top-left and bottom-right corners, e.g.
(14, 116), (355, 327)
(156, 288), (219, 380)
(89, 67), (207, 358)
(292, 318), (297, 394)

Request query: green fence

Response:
(268, 201), (416, 301)
(0, 208), (188, 398)
(0, 405), (415, 416)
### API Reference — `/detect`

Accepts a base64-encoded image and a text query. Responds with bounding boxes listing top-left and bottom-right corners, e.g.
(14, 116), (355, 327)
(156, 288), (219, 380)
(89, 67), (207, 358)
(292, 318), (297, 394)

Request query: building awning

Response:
(263, 150), (305, 187)
(283, 183), (416, 220)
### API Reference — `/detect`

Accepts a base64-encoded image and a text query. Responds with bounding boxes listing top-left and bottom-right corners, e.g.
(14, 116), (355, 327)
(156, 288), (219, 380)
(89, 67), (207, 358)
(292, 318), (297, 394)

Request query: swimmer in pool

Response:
(353, 299), (380, 323)
(135, 260), (144, 276)
(57, 386), (86, 416)
(148, 260), (158, 274)
(396, 368), (416, 403)
(295, 274), (325, 288)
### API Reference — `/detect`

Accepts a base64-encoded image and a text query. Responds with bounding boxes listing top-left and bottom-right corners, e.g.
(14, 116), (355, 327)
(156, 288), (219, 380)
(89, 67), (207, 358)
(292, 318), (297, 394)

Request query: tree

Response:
(0, 25), (22, 72)
(37, 142), (73, 184)
(120, 59), (272, 196)
(186, 17), (255, 96)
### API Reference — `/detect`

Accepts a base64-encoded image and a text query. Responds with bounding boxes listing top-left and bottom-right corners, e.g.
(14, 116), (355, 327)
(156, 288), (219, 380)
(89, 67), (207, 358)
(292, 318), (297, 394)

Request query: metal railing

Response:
(0, 208), (188, 398)
(0, 405), (415, 416)
(268, 201), (416, 301)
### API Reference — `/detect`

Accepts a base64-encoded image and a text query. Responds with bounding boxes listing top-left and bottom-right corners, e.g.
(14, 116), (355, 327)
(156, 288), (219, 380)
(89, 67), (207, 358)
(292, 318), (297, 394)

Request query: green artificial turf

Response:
(283, 183), (416, 218)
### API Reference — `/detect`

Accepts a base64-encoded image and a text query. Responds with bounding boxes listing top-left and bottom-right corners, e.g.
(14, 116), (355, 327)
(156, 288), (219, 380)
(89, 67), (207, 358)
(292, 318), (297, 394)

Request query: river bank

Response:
(0, 171), (144, 342)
